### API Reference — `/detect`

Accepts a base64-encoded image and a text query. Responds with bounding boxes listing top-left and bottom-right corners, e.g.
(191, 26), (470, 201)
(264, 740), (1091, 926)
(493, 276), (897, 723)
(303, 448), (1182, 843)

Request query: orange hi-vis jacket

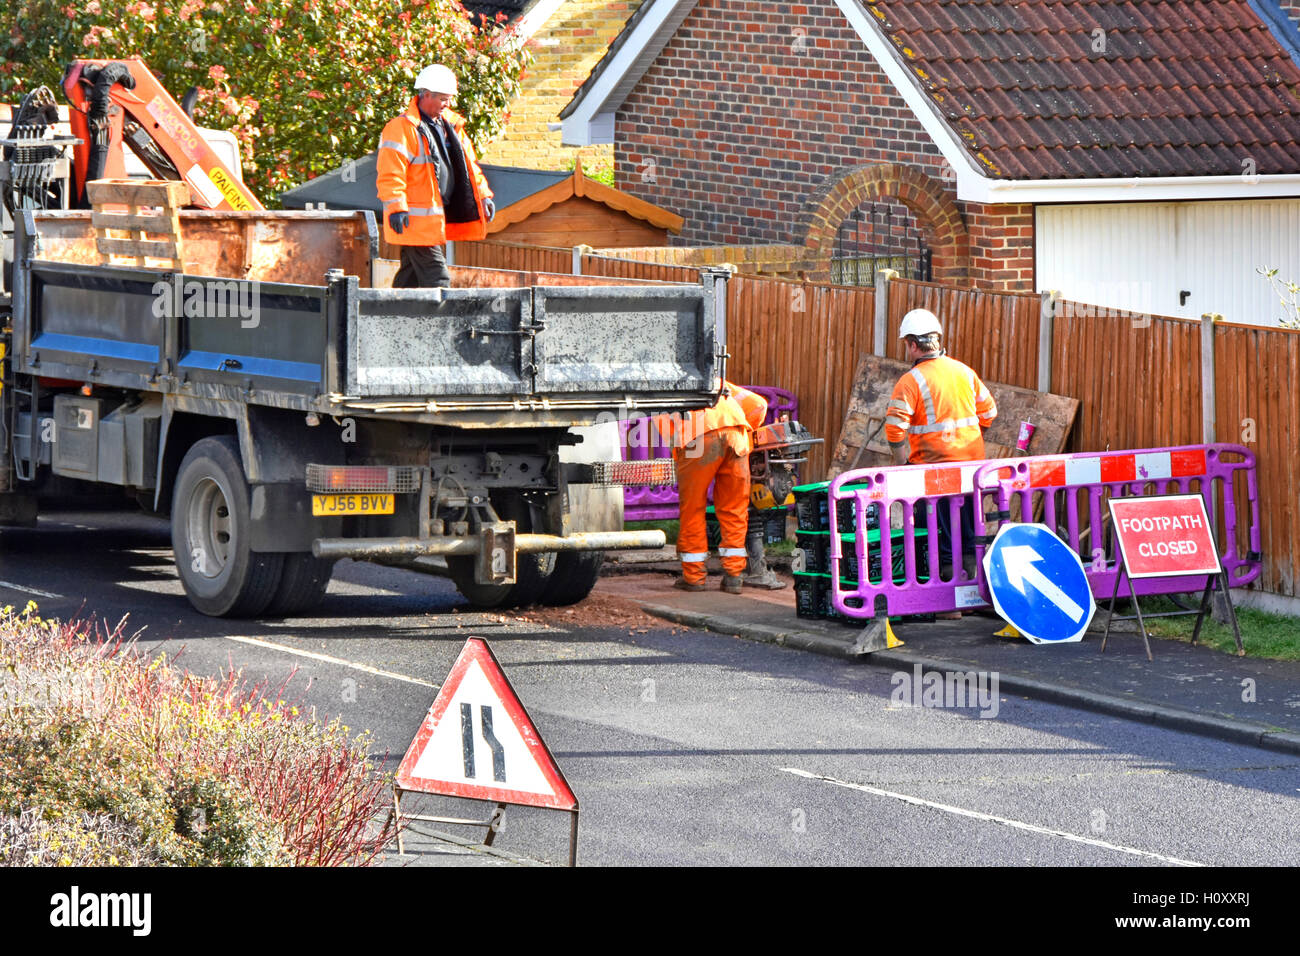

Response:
(656, 382), (768, 455)
(376, 100), (493, 248)
(884, 354), (997, 463)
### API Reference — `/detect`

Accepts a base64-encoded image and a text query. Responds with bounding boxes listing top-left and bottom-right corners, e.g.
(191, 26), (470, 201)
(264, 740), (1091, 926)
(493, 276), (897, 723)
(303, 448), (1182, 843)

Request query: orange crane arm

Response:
(63, 56), (263, 211)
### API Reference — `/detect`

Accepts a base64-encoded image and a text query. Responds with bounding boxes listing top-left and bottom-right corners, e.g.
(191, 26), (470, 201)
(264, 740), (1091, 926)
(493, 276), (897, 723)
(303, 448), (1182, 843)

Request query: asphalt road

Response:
(3, 508), (1299, 868)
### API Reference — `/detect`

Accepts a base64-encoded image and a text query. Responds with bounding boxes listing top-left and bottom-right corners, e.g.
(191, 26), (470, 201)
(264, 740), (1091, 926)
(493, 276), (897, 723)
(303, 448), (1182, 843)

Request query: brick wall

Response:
(610, 0), (1034, 290)
(1281, 1), (1300, 29)
(616, 0), (952, 245)
(480, 0), (644, 172)
(593, 242), (816, 277)
(965, 202), (1035, 291)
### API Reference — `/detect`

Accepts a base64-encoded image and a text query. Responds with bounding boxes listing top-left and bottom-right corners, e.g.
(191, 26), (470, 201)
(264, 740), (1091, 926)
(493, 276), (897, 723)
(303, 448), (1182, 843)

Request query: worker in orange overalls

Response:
(884, 309), (997, 466)
(376, 64), (495, 288)
(658, 383), (767, 593)
(885, 308), (997, 606)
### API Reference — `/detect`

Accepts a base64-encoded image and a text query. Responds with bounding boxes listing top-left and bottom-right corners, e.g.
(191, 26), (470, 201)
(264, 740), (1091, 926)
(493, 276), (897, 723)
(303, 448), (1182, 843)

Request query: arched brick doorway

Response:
(796, 164), (969, 284)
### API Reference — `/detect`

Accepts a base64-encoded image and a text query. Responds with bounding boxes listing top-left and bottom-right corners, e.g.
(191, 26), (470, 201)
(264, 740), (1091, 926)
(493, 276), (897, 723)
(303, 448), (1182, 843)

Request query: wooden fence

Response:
(448, 241), (1300, 600)
(454, 239), (572, 274)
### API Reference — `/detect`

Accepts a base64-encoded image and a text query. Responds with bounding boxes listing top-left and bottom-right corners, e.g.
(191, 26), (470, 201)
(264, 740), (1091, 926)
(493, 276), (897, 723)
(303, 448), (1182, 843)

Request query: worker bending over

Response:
(658, 383), (768, 593)
(376, 64), (495, 288)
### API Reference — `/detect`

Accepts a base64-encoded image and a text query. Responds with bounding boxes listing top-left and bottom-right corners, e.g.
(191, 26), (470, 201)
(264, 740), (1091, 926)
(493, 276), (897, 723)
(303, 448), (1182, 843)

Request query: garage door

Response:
(1036, 199), (1300, 326)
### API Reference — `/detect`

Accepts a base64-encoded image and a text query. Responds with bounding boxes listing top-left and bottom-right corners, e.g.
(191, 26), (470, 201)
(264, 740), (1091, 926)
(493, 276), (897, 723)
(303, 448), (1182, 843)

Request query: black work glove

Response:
(483, 197), (495, 221)
(388, 210), (409, 234)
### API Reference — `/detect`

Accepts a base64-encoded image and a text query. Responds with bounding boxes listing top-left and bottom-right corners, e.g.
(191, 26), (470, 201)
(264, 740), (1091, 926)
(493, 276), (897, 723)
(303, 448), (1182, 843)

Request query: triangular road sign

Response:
(396, 638), (578, 811)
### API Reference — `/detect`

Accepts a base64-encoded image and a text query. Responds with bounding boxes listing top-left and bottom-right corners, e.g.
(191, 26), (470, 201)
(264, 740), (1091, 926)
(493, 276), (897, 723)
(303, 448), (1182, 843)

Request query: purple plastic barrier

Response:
(619, 415), (679, 520)
(827, 443), (1261, 621)
(970, 444), (1261, 604)
(828, 458), (1007, 619)
(621, 385), (800, 521)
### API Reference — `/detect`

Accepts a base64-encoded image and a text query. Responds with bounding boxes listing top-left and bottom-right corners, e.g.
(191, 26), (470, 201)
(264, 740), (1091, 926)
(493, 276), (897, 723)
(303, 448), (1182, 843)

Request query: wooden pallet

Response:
(87, 179), (188, 269)
(828, 353), (1081, 477)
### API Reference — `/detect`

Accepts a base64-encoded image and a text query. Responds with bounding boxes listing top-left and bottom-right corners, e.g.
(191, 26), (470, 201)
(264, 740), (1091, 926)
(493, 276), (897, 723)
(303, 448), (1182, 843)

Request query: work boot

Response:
(673, 577), (707, 592)
(721, 574), (743, 594)
(743, 569), (788, 590)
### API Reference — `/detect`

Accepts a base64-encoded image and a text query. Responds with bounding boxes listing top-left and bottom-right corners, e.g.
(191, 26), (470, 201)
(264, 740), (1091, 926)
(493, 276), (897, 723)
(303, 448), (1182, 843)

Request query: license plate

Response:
(311, 493), (395, 516)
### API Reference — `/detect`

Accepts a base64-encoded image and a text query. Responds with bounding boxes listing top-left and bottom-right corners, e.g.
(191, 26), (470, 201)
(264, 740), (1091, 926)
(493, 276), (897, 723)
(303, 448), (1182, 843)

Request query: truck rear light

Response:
(305, 464), (420, 493)
(590, 459), (676, 487)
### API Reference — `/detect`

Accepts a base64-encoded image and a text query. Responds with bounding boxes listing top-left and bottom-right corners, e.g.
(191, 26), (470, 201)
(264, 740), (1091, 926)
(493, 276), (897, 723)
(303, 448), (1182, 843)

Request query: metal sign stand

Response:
(386, 787), (580, 867)
(1101, 562), (1244, 661)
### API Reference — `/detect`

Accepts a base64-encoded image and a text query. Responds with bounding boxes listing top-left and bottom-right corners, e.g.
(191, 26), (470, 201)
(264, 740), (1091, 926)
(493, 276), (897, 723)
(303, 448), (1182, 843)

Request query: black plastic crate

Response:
(793, 482), (830, 532)
(764, 510), (788, 544)
(795, 531), (827, 573)
(794, 572), (823, 619)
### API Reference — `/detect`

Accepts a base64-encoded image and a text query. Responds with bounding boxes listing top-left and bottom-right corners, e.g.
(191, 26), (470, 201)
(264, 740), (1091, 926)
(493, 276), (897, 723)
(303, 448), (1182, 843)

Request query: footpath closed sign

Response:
(1109, 494), (1221, 578)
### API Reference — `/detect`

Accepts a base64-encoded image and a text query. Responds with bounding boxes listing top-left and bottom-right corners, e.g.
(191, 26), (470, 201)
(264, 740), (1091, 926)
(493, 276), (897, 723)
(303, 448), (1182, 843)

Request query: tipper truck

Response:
(1, 203), (724, 616)
(1, 62), (724, 617)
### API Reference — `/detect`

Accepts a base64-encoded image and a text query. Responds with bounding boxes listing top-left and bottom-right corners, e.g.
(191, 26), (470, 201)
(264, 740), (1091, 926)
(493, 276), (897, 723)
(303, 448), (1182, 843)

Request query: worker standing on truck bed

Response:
(658, 383), (768, 594)
(376, 64), (495, 288)
(885, 308), (997, 606)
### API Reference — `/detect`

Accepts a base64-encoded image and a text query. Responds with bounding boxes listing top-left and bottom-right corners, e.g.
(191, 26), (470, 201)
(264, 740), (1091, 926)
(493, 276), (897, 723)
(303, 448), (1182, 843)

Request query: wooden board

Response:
(829, 353), (1080, 477)
(85, 178), (189, 207)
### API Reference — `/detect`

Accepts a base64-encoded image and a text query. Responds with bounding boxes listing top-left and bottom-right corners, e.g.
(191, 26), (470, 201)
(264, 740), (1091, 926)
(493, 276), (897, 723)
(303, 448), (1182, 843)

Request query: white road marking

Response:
(781, 767), (1205, 867)
(224, 635), (439, 689)
(0, 580), (63, 599)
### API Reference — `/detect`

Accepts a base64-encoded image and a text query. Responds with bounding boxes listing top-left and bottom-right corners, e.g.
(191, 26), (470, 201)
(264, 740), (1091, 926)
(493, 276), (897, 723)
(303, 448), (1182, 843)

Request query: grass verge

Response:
(0, 603), (392, 866)
(1116, 594), (1300, 660)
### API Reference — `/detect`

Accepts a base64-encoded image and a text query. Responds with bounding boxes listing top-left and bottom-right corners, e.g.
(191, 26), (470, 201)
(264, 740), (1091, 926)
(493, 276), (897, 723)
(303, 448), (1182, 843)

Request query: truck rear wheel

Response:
(264, 554), (335, 616)
(540, 551), (604, 606)
(171, 436), (284, 617)
(448, 492), (555, 609)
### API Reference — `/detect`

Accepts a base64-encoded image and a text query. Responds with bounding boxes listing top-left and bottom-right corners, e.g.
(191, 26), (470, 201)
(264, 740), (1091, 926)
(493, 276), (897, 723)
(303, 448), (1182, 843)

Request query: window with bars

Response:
(831, 200), (932, 287)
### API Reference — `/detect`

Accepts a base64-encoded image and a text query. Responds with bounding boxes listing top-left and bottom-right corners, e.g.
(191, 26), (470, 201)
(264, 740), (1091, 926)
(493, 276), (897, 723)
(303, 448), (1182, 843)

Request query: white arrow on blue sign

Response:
(983, 523), (1095, 644)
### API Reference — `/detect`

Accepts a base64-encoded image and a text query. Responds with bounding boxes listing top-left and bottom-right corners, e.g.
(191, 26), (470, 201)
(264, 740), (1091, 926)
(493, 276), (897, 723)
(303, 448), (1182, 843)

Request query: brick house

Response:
(560, 0), (1300, 324)
(466, 0), (646, 173)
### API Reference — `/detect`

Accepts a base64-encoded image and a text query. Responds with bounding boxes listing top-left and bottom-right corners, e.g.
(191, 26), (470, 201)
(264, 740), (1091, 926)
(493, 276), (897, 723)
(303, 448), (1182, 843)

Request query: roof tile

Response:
(872, 0), (1300, 178)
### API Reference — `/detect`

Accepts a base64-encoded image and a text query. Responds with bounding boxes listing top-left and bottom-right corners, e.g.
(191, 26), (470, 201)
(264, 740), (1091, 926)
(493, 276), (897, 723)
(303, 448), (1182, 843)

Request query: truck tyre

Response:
(448, 492), (555, 609)
(264, 554), (336, 616)
(540, 551), (604, 606)
(171, 436), (284, 617)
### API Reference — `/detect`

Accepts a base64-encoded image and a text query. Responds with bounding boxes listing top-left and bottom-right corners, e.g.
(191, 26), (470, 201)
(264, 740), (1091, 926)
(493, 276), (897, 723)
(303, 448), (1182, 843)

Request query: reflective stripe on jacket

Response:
(884, 354), (997, 463)
(376, 100), (493, 247)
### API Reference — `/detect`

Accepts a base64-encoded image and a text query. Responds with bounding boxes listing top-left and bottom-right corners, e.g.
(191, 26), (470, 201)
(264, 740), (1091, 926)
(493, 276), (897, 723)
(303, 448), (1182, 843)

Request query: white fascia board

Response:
(834, 0), (1300, 206)
(561, 0), (690, 146)
(968, 174), (1300, 204)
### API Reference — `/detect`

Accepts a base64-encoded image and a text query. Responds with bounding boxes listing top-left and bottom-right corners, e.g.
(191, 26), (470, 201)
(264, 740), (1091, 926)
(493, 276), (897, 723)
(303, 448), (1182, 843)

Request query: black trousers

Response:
(393, 244), (451, 289)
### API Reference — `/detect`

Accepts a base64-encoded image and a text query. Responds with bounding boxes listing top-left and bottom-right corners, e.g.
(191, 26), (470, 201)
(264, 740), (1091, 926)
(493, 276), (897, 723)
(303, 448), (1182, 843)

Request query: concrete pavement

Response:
(597, 562), (1300, 756)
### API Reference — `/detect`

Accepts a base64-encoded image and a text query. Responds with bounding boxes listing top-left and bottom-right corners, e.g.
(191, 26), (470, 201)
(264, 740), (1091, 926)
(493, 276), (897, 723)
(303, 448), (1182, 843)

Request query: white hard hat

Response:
(899, 308), (942, 339)
(413, 64), (458, 96)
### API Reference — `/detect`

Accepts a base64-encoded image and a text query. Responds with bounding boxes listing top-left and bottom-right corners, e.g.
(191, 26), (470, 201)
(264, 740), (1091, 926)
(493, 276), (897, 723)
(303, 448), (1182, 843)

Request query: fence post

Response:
(873, 268), (898, 356)
(1038, 290), (1058, 393)
(1201, 313), (1219, 444)
(572, 244), (591, 276)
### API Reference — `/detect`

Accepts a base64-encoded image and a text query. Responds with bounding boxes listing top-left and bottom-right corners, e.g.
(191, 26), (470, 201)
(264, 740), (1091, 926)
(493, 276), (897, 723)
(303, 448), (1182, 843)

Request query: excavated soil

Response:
(502, 592), (685, 636)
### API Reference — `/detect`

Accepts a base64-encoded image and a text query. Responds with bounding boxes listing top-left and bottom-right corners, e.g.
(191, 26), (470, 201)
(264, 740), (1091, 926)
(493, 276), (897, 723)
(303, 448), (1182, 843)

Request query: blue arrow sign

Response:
(983, 523), (1095, 644)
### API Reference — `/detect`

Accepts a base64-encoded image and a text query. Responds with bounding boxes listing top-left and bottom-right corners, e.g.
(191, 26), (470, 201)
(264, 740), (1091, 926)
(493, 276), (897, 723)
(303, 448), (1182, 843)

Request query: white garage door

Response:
(1036, 199), (1300, 326)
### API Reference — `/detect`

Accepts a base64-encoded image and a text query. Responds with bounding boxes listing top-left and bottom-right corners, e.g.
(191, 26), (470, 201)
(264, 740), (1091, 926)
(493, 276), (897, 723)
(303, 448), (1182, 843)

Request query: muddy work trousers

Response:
(675, 426), (751, 584)
(394, 244), (451, 289)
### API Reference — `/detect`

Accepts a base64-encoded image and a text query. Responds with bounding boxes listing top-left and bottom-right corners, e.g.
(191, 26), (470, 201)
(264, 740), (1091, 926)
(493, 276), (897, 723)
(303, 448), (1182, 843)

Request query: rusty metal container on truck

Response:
(2, 206), (723, 616)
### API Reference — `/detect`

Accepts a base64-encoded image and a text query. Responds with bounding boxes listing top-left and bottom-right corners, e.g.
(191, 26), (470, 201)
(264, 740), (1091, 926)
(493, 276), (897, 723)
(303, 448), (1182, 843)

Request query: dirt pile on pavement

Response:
(509, 592), (684, 635)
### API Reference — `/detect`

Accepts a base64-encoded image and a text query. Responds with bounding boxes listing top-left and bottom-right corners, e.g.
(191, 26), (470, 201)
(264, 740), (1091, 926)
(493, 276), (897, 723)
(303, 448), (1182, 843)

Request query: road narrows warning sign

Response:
(395, 638), (577, 811)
